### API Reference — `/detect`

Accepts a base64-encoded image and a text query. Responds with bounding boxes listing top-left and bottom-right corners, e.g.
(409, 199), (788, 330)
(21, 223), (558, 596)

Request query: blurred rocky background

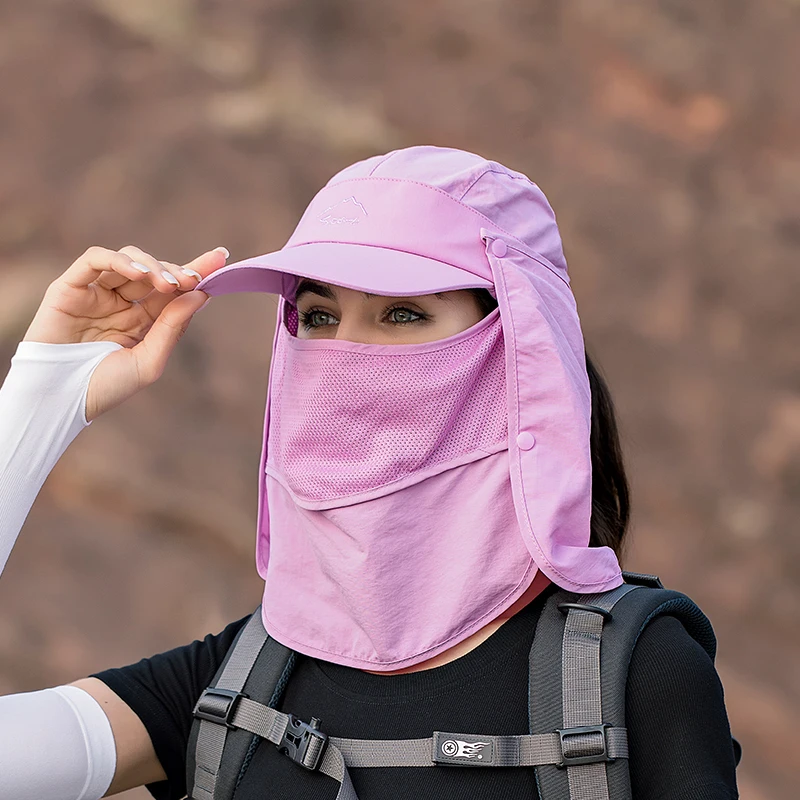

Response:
(0, 1), (798, 797)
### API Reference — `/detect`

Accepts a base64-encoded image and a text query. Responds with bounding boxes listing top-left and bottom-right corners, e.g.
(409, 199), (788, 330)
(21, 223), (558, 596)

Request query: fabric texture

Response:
(0, 340), (121, 576)
(194, 144), (624, 671)
(0, 685), (117, 800)
(92, 596), (739, 800)
(261, 306), (537, 668)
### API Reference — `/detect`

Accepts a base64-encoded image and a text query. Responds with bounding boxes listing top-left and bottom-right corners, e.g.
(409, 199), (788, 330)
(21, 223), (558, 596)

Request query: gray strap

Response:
(228, 697), (627, 769)
(192, 612), (269, 800)
(318, 744), (359, 800)
(229, 699), (357, 799)
(560, 584), (636, 800)
(332, 729), (627, 768)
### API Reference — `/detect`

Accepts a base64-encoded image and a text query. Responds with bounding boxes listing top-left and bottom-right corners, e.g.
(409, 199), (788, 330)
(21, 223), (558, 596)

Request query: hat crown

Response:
(326, 145), (568, 277)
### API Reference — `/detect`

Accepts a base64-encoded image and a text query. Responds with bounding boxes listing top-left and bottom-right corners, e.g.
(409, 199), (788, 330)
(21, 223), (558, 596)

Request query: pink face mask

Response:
(259, 308), (538, 669)
(196, 145), (624, 671)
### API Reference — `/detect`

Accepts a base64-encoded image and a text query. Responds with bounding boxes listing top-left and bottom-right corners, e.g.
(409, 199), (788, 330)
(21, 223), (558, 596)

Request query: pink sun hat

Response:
(196, 145), (565, 299)
(196, 145), (624, 595)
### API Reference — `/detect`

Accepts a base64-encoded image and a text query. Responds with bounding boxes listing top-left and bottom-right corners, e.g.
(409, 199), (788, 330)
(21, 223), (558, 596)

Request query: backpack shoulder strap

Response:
(186, 607), (296, 800)
(529, 572), (717, 800)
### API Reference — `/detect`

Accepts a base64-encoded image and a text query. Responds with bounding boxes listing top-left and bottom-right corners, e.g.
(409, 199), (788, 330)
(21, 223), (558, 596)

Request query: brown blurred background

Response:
(0, 1), (798, 798)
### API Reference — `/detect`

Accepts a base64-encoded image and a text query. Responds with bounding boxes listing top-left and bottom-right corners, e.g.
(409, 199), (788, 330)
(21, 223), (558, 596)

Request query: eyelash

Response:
(299, 305), (430, 330)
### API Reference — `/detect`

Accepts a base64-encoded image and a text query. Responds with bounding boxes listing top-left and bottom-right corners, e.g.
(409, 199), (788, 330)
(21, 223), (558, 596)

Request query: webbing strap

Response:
(192, 612), (269, 800)
(226, 696), (627, 771)
(332, 728), (627, 768)
(560, 584), (636, 800)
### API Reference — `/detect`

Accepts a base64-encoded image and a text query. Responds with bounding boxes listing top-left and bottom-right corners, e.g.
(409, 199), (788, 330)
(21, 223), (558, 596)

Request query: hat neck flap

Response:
(481, 229), (623, 593)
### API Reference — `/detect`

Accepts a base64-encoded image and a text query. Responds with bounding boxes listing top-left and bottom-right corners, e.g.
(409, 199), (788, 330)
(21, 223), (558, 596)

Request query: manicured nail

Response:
(161, 270), (180, 286)
(214, 246), (230, 259)
(181, 268), (202, 280)
(131, 261), (151, 274)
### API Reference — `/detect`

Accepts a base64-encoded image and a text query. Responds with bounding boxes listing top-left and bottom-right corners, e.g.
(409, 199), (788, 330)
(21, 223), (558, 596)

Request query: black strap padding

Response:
(529, 576), (717, 800)
(186, 609), (296, 799)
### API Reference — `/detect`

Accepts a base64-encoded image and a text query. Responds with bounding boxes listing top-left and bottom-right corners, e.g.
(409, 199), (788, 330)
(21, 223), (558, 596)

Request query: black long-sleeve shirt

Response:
(94, 587), (739, 799)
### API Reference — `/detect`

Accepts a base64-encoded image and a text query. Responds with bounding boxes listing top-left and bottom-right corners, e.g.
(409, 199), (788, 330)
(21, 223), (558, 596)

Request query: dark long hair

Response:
(469, 289), (631, 559)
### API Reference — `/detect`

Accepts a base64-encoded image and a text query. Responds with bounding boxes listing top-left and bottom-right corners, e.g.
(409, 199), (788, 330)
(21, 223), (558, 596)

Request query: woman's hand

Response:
(23, 244), (229, 421)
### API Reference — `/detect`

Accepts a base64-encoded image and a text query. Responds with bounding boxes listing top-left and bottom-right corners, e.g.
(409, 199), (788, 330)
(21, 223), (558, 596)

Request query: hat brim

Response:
(195, 241), (493, 299)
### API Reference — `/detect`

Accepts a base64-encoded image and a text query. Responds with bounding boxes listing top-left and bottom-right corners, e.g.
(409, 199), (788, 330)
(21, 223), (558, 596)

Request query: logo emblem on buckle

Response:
(441, 739), (491, 760)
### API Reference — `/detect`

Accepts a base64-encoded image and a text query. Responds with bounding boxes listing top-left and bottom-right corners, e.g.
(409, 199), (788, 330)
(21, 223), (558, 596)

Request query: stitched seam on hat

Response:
(504, 242), (571, 289)
(283, 239), (492, 284)
(457, 164), (497, 201)
(457, 166), (537, 203)
(367, 149), (402, 176)
(326, 176), (526, 244)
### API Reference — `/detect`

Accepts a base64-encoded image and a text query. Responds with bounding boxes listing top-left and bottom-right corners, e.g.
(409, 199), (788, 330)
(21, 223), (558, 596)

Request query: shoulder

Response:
(90, 613), (251, 748)
(94, 613), (251, 704)
(627, 612), (720, 703)
(90, 613), (253, 799)
(625, 611), (739, 799)
(626, 607), (729, 730)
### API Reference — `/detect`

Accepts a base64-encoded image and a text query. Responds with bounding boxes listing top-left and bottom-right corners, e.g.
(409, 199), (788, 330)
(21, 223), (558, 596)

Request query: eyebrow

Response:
(294, 278), (448, 303)
(295, 279), (338, 302)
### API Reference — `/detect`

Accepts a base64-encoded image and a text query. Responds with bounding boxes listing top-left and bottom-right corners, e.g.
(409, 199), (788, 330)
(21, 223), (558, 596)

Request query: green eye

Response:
(300, 310), (338, 329)
(387, 307), (423, 324)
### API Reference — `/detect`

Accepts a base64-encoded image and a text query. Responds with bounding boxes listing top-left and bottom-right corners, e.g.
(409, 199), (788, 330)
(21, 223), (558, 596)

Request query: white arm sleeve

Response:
(0, 685), (117, 799)
(0, 340), (122, 577)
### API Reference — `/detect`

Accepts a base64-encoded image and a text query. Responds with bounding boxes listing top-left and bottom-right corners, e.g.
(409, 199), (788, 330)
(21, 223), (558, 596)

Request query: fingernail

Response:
(161, 270), (180, 286)
(214, 246), (230, 259)
(197, 296), (212, 312)
(181, 268), (202, 280)
(131, 261), (151, 274)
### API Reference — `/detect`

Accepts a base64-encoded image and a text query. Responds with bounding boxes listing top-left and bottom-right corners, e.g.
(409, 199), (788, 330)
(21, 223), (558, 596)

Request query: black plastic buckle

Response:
(278, 715), (328, 771)
(557, 723), (614, 768)
(193, 687), (245, 729)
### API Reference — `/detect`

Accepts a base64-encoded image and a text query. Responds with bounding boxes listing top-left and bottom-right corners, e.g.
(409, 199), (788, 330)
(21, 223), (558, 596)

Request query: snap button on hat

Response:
(516, 431), (535, 450)
(490, 238), (508, 258)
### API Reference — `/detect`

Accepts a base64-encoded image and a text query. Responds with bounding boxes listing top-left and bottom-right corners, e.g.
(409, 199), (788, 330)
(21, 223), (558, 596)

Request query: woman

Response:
(0, 146), (739, 799)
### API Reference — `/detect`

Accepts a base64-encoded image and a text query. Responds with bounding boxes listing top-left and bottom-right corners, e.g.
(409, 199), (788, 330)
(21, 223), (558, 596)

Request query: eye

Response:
(386, 306), (427, 325)
(300, 309), (339, 330)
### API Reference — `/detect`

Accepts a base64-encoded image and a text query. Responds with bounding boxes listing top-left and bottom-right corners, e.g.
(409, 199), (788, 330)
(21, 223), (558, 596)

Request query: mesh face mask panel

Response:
(267, 309), (508, 504)
(284, 303), (299, 336)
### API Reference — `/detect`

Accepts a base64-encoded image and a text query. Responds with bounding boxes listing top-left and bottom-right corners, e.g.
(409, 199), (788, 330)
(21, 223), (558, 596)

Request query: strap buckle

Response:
(557, 723), (614, 768)
(278, 715), (329, 771)
(193, 687), (245, 730)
